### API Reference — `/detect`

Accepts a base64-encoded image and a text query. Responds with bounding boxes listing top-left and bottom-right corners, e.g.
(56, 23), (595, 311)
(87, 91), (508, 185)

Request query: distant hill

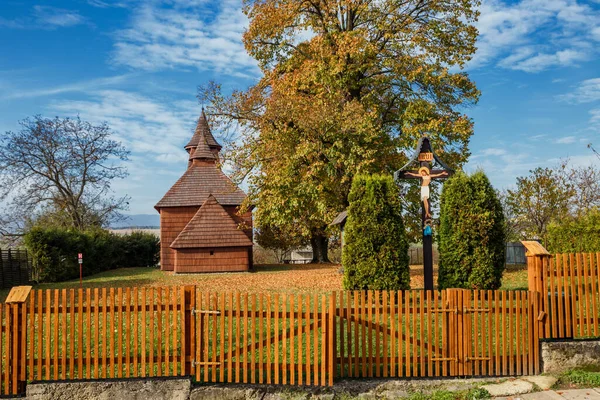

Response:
(110, 214), (160, 228)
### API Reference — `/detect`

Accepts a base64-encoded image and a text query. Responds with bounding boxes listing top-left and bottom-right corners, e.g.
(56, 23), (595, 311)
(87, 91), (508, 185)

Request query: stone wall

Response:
(26, 378), (191, 400)
(542, 339), (600, 373)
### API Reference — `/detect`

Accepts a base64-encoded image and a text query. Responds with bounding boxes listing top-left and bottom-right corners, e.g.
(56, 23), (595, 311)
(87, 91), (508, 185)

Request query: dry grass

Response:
(1, 263), (529, 302)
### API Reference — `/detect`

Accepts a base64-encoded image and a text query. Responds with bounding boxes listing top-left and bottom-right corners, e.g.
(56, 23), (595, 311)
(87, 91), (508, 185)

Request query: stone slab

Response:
(523, 375), (559, 390)
(556, 389), (600, 400)
(495, 391), (564, 400)
(542, 340), (600, 374)
(481, 379), (534, 397)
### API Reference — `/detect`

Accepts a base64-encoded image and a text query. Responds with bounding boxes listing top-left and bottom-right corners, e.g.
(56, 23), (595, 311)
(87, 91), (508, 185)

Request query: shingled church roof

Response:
(185, 109), (222, 150)
(170, 195), (252, 249)
(155, 110), (246, 209)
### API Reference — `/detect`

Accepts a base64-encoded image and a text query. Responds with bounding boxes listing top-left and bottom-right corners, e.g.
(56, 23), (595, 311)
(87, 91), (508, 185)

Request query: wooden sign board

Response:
(5, 285), (32, 304)
(418, 152), (433, 161)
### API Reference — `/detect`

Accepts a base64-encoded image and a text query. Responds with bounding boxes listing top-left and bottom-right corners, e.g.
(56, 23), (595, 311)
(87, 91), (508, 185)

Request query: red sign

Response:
(78, 253), (83, 259)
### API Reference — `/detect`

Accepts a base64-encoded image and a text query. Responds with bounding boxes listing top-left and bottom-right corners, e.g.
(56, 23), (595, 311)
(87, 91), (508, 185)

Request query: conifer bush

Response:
(342, 174), (410, 290)
(438, 171), (506, 290)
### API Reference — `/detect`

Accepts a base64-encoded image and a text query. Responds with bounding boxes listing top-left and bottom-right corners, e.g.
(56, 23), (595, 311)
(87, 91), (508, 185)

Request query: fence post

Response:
(183, 285), (195, 376)
(5, 285), (32, 395)
(522, 241), (551, 340)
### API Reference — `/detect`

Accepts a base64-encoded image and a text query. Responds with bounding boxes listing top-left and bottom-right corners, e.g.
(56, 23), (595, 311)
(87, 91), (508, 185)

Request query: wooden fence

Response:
(525, 247), (600, 340)
(1, 286), (544, 395)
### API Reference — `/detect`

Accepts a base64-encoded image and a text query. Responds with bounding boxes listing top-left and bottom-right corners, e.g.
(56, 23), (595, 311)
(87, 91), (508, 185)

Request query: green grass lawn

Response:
(1, 263), (529, 302)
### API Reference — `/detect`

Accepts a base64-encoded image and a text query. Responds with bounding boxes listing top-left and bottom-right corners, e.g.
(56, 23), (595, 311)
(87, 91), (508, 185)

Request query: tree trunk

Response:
(310, 231), (330, 263)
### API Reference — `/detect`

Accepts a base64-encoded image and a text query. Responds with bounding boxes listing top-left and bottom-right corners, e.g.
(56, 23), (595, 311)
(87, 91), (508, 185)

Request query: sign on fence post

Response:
(78, 253), (83, 288)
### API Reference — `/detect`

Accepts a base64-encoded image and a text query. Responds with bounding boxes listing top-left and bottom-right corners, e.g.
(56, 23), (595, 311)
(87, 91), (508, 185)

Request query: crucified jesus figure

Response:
(404, 167), (449, 218)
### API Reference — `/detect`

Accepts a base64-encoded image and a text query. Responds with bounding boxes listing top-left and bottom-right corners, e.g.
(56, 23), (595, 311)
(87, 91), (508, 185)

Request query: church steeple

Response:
(190, 133), (216, 162)
(185, 108), (222, 154)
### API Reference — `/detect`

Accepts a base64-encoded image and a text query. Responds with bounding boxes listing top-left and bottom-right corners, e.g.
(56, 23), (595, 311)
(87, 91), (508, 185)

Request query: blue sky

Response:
(1, 0), (599, 215)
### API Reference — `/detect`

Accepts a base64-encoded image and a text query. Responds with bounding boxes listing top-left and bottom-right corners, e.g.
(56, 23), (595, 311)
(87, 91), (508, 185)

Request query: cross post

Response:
(394, 137), (453, 290)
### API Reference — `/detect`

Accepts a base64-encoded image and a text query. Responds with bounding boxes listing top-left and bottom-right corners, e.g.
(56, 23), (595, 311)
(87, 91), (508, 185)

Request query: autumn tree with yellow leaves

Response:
(201, 0), (481, 262)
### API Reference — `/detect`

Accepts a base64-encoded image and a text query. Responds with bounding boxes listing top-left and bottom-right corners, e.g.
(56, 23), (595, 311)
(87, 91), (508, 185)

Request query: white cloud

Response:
(591, 109), (600, 124)
(112, 0), (259, 77)
(0, 74), (132, 100)
(471, 0), (600, 72)
(556, 135), (577, 144)
(480, 148), (507, 156)
(33, 6), (86, 28)
(558, 78), (600, 103)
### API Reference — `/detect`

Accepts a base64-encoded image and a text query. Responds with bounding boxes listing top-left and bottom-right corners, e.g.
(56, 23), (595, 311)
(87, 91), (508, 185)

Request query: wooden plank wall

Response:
(544, 252), (600, 339)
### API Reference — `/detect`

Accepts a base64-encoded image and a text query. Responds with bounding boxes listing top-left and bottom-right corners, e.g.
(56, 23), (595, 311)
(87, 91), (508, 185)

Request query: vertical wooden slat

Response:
(227, 293), (233, 383)
(480, 290), (487, 377)
(441, 290), (447, 377)
(12, 304), (18, 394)
(328, 292), (335, 387)
(274, 293), (280, 385)
(5, 304), (10, 395)
(109, 288), (115, 378)
(313, 294), (319, 385)
(426, 291), (432, 377)
(219, 293), (225, 383)
(405, 291), (411, 378)
(180, 287), (187, 378)
(367, 291), (373, 378)
(419, 291), (425, 377)
(494, 291), (500, 376)
(339, 291), (345, 378)
(259, 294), (264, 384)
(412, 291), (418, 377)
(267, 294), (273, 385)
(549, 257), (557, 339)
(141, 288), (147, 378)
(569, 254), (577, 336)
(355, 291), (360, 378)
(473, 290), (479, 377)
(321, 294), (326, 386)
(244, 293), (249, 384)
(53, 290), (59, 380)
(251, 293), (257, 384)
(101, 288), (107, 379)
(563, 254), (572, 338)
(125, 288), (131, 378)
(576, 253), (584, 337)
(556, 257), (564, 338)
(304, 294), (310, 385)
(173, 287), (179, 376)
(93, 288), (99, 378)
(398, 291), (404, 378)
(289, 294), (295, 385)
(375, 290), (381, 378)
(28, 291), (35, 381)
(282, 294), (287, 385)
(195, 291), (201, 382)
(37, 291), (43, 381)
(147, 287), (154, 378)
(133, 288), (139, 377)
(296, 294), (302, 385)
(594, 254), (600, 336)
(533, 290), (540, 374)
(204, 292), (210, 383)
(584, 254), (592, 337)
(389, 291), (395, 377)
(508, 291), (514, 376)
(434, 291), (440, 377)
(211, 293), (217, 382)
(76, 289), (82, 379)
(516, 291), (521, 376)
(502, 290), (507, 376)
(236, 292), (241, 383)
(0, 304), (5, 395)
(156, 287), (161, 377)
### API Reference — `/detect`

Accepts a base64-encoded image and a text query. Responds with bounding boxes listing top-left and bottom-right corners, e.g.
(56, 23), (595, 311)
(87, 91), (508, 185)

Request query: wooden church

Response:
(155, 110), (253, 273)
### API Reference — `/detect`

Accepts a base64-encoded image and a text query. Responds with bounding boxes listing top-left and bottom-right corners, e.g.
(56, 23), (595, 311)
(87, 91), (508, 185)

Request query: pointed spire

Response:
(185, 108), (222, 151)
(190, 132), (216, 161)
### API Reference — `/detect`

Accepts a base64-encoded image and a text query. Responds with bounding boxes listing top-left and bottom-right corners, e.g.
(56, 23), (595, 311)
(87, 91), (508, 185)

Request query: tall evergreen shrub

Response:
(438, 171), (506, 289)
(343, 174), (410, 290)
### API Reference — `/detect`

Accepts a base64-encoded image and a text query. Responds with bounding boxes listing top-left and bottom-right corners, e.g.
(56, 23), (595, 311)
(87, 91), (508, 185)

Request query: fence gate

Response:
(335, 289), (541, 379)
(192, 291), (335, 386)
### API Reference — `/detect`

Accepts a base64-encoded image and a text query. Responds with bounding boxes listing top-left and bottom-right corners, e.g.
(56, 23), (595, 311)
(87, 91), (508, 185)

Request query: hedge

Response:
(438, 171), (506, 290)
(24, 227), (160, 283)
(342, 173), (410, 290)
(547, 209), (600, 253)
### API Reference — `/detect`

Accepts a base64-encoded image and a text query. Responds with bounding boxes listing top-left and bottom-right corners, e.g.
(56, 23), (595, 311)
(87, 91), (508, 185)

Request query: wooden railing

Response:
(524, 243), (600, 340)
(1, 286), (548, 395)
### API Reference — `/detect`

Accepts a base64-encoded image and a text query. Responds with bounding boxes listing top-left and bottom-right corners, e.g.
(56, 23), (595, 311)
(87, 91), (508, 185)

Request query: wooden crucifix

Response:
(394, 137), (454, 291)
